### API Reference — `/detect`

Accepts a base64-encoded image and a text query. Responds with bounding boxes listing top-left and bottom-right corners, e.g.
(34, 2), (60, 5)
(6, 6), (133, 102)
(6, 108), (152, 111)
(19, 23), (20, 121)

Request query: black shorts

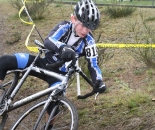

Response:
(0, 54), (65, 86)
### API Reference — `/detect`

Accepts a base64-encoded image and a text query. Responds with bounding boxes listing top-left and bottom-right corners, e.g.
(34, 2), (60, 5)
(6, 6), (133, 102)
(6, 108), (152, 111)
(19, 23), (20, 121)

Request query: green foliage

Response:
(105, 5), (136, 18)
(5, 32), (21, 44)
(126, 92), (149, 110)
(97, 48), (114, 67)
(9, 0), (50, 20)
(128, 48), (155, 69)
(55, 3), (62, 7)
(78, 108), (89, 118)
(145, 16), (155, 22)
(102, 89), (150, 112)
(127, 12), (155, 69)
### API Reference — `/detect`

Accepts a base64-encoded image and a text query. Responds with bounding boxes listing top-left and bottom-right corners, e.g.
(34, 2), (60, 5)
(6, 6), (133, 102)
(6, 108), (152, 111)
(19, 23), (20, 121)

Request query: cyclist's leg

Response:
(27, 55), (50, 80)
(26, 57), (70, 129)
(45, 80), (61, 129)
(45, 101), (60, 128)
(0, 53), (38, 84)
(0, 55), (18, 100)
(0, 54), (65, 84)
(0, 53), (41, 102)
(45, 96), (78, 130)
(25, 57), (60, 129)
(0, 55), (18, 84)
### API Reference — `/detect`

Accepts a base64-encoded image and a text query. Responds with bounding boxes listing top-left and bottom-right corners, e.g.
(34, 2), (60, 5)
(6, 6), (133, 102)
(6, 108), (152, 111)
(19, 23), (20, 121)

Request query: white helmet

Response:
(74, 0), (100, 30)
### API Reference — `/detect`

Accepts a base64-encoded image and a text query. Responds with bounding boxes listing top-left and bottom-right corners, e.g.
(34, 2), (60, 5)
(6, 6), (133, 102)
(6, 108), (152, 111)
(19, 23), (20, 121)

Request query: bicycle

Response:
(0, 40), (98, 130)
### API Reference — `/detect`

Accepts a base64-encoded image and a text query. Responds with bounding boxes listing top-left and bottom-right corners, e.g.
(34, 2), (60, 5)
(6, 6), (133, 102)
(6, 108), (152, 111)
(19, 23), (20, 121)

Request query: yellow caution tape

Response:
(19, 6), (33, 25)
(19, 0), (39, 52)
(19, 0), (155, 51)
(25, 24), (39, 52)
(96, 43), (155, 48)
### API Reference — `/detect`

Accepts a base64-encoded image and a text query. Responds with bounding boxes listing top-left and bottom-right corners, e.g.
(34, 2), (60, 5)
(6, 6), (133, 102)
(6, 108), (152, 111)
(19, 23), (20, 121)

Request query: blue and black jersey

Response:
(44, 21), (103, 83)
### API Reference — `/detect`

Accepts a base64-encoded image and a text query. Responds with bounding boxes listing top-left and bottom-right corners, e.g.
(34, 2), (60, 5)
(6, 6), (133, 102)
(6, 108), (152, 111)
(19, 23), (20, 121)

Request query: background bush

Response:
(127, 12), (155, 69)
(9, 0), (50, 20)
(105, 5), (136, 18)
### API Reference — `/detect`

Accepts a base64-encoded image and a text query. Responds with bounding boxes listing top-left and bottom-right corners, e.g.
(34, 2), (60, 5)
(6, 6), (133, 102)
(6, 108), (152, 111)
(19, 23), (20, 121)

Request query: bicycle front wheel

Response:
(11, 96), (78, 130)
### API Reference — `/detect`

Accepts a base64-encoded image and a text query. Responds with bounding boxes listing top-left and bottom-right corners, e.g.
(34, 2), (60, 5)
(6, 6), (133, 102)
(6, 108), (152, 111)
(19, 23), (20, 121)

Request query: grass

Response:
(116, 1), (154, 6)
(1, 1), (155, 130)
(54, 0), (155, 7)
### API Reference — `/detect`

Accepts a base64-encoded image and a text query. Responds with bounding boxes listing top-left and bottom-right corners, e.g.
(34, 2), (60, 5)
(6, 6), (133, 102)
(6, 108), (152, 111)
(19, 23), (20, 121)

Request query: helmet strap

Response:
(72, 21), (80, 37)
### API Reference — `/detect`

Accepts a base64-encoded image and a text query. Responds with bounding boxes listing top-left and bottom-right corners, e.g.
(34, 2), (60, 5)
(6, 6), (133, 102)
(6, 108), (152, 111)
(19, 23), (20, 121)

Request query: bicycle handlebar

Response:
(77, 90), (96, 99)
(34, 40), (98, 99)
(46, 60), (97, 99)
(34, 39), (46, 49)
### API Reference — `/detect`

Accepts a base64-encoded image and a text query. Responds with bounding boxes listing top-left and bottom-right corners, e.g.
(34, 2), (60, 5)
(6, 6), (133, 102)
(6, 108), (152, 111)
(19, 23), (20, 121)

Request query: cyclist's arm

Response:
(87, 57), (102, 83)
(84, 36), (103, 84)
(44, 21), (71, 52)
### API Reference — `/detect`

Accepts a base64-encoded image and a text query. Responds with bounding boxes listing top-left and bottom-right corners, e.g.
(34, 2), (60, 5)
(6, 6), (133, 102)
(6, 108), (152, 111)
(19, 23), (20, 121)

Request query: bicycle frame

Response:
(7, 67), (68, 112)
(0, 40), (96, 129)
(0, 49), (73, 129)
(5, 53), (95, 113)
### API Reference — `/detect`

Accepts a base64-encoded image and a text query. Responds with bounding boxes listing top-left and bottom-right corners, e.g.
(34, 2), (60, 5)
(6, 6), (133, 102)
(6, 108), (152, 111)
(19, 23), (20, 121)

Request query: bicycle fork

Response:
(33, 89), (59, 130)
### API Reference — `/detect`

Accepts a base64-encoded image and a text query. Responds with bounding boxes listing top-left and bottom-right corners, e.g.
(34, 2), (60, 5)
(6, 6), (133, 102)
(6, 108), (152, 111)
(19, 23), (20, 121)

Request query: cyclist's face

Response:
(74, 22), (90, 37)
(71, 15), (90, 38)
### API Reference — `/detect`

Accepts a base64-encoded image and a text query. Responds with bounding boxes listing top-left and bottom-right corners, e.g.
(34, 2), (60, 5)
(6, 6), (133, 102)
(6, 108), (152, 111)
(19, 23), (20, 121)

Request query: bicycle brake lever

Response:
(95, 92), (99, 100)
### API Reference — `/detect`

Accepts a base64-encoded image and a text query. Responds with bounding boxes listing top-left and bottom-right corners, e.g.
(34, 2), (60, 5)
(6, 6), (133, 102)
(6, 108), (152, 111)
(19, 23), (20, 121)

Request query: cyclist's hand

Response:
(94, 80), (106, 93)
(59, 46), (76, 66)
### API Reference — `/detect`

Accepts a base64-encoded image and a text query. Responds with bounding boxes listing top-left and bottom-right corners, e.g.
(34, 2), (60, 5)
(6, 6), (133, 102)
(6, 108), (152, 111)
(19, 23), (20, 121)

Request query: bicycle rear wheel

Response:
(2, 71), (19, 96)
(11, 96), (78, 130)
(0, 71), (19, 104)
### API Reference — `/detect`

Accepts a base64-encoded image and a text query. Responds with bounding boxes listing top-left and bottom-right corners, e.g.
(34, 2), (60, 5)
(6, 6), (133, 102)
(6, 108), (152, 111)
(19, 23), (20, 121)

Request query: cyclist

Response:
(0, 0), (106, 129)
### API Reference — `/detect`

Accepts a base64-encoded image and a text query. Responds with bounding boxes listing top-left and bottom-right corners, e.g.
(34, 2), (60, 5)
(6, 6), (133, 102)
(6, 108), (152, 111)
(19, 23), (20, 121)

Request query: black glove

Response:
(94, 80), (106, 93)
(59, 46), (76, 66)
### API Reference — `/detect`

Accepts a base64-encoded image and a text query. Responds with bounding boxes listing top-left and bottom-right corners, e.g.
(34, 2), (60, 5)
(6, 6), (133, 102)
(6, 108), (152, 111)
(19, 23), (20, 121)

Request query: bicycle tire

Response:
(0, 71), (19, 104)
(11, 96), (78, 130)
(0, 72), (20, 129)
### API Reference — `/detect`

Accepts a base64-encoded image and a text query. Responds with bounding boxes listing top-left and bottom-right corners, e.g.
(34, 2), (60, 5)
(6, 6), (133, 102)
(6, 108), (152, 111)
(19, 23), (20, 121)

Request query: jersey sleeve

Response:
(85, 35), (103, 83)
(44, 21), (71, 53)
